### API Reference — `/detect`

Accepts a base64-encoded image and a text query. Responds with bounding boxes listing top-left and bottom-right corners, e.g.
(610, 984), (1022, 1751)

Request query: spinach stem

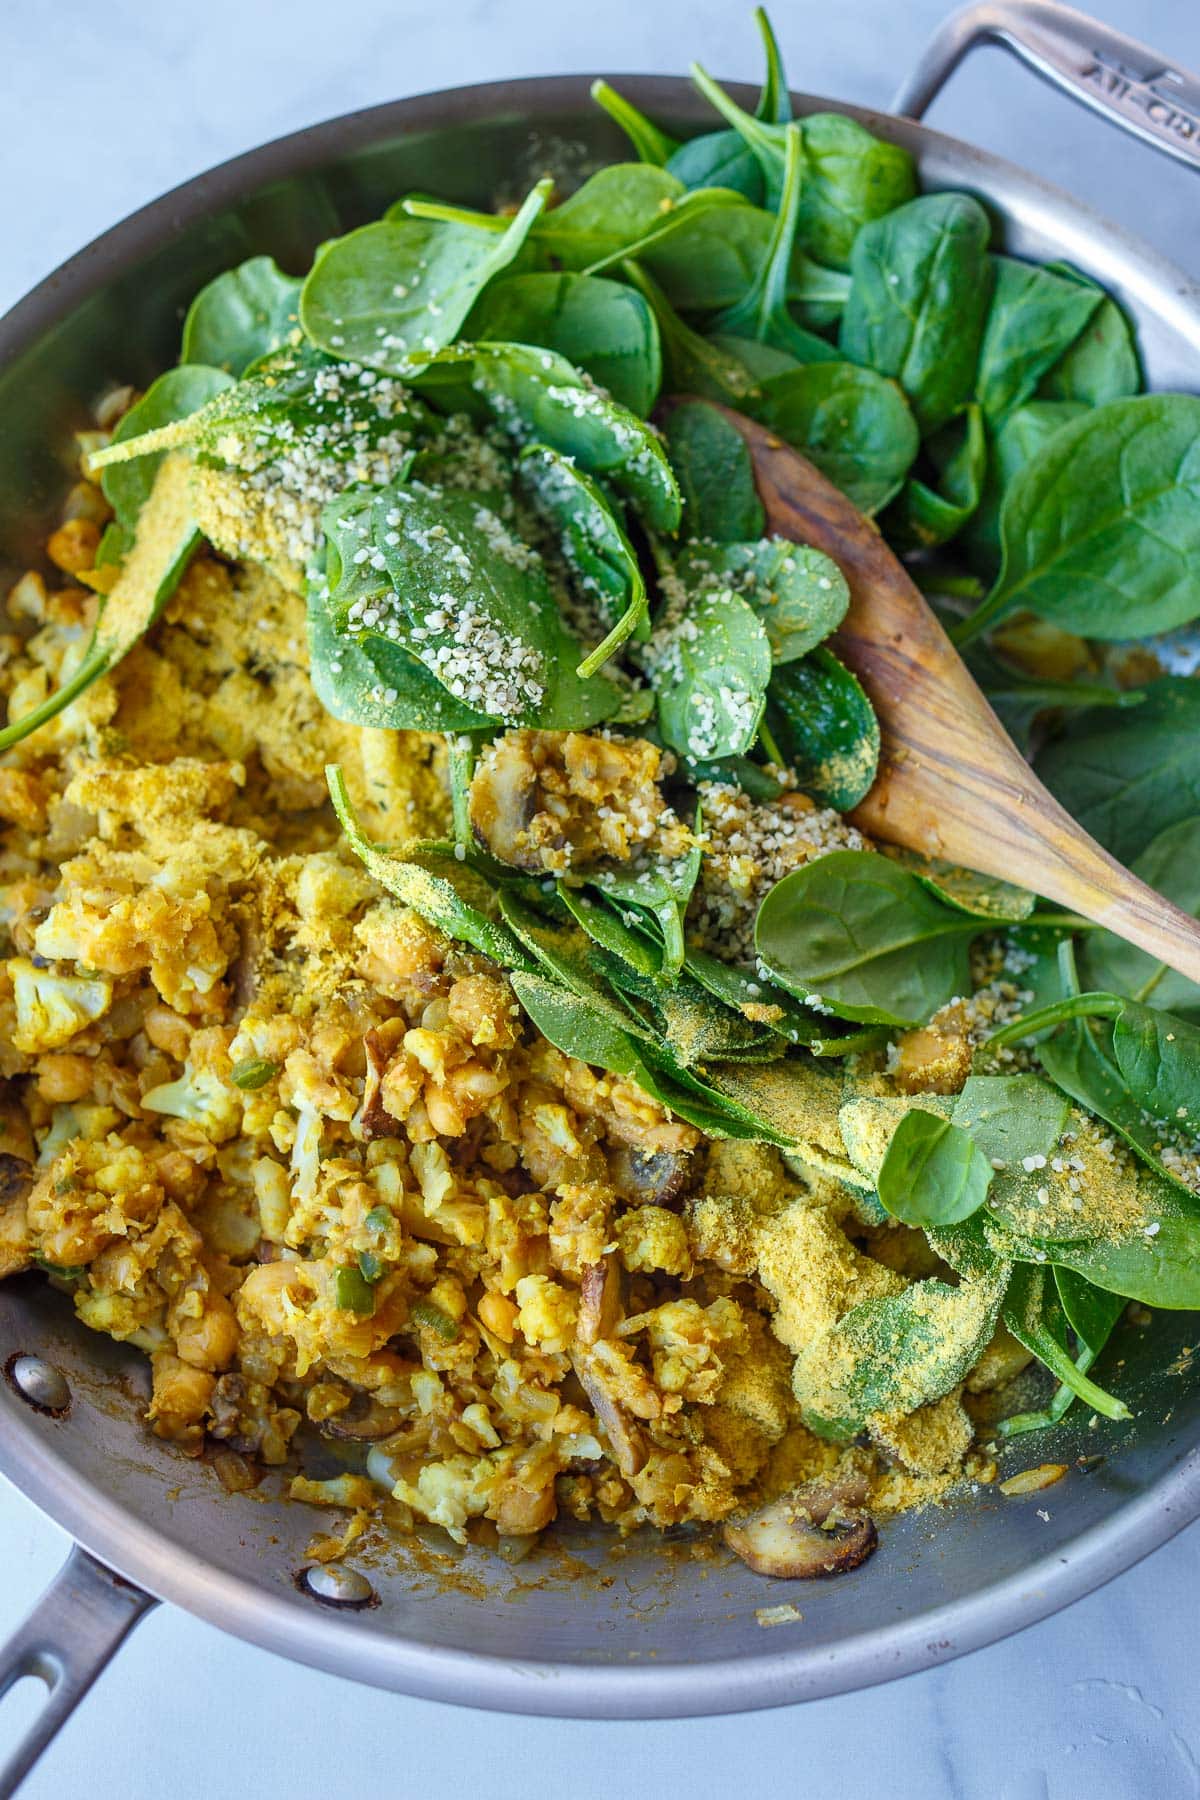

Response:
(986, 990), (1125, 1048)
(757, 716), (786, 768)
(0, 646), (111, 751)
(589, 80), (677, 166)
(949, 587), (1011, 648)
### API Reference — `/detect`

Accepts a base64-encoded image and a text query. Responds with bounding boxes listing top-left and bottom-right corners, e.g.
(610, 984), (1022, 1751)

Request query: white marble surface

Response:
(3, 1), (1200, 1794)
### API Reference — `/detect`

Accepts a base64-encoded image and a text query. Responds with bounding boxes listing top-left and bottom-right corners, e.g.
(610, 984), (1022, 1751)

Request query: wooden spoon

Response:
(693, 401), (1200, 986)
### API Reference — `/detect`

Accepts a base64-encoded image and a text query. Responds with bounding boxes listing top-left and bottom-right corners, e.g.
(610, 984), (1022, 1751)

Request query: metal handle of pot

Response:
(894, 0), (1200, 173)
(0, 1548), (155, 1799)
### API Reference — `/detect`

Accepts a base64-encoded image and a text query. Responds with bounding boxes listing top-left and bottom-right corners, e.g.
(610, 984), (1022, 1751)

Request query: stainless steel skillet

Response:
(4, 3), (1200, 1789)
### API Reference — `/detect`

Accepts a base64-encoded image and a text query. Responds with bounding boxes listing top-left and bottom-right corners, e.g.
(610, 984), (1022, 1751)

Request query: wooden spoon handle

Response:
(711, 404), (1200, 988)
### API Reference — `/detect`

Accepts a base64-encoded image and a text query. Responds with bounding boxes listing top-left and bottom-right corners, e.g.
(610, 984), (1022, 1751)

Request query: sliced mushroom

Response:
(576, 1255), (624, 1349)
(571, 1349), (647, 1478)
(358, 1029), (402, 1141)
(0, 1154), (34, 1208)
(467, 732), (543, 870)
(608, 1145), (693, 1208)
(319, 1394), (406, 1442)
(723, 1477), (878, 1580)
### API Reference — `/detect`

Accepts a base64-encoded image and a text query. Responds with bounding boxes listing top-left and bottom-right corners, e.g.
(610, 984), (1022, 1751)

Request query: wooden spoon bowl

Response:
(685, 400), (1200, 987)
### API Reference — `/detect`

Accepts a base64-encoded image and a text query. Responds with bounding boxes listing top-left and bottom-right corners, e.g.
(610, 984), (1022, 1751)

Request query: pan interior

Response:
(2, 82), (1199, 1709)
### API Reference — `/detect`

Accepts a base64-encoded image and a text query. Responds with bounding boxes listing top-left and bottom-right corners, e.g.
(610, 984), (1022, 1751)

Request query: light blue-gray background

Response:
(2, 2), (1200, 1795)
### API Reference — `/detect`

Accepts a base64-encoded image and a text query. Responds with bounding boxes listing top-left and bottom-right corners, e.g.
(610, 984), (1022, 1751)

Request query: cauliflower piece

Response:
(26, 1138), (164, 1268)
(141, 1063), (243, 1144)
(514, 1273), (578, 1353)
(616, 1205), (693, 1277)
(8, 958), (112, 1054)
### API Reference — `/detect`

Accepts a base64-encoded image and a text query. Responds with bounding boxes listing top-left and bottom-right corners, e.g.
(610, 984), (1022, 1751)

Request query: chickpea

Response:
(144, 1006), (192, 1061)
(148, 1351), (215, 1448)
(45, 517), (100, 575)
(35, 1053), (95, 1104)
(478, 1291), (519, 1342)
(173, 1291), (240, 1373)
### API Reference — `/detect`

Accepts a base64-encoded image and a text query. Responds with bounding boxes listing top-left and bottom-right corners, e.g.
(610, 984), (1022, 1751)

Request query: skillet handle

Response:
(0, 1547), (155, 1798)
(894, 0), (1200, 174)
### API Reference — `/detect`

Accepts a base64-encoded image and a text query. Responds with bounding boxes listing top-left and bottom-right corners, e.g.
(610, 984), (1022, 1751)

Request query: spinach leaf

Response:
(0, 452), (209, 752)
(89, 342), (425, 486)
(998, 1268), (1127, 1436)
(765, 649), (880, 809)
(300, 179), (549, 369)
(519, 445), (648, 675)
(954, 397), (1200, 645)
(413, 342), (682, 534)
(621, 264), (765, 409)
(793, 1269), (1007, 1438)
(753, 362), (920, 515)
(683, 752), (786, 801)
(710, 124), (822, 361)
(888, 405), (986, 551)
(1011, 1165), (1200, 1309)
(667, 131), (764, 203)
(885, 849), (1036, 922)
(681, 945), (881, 1054)
(708, 330), (832, 377)
(792, 112), (919, 271)
(1082, 817), (1200, 1016)
(877, 1108), (994, 1227)
(557, 887), (663, 978)
(1036, 676), (1200, 864)
(953, 1072), (1072, 1169)
(541, 165), (693, 267)
(674, 538), (850, 661)
(328, 770), (533, 968)
(351, 481), (622, 728)
(638, 973), (785, 1066)
(647, 588), (772, 760)
(635, 200), (851, 318)
(1112, 1000), (1200, 1135)
(507, 963), (795, 1145)
(1000, 1264), (1130, 1419)
(754, 849), (981, 1025)
(469, 271), (661, 416)
(99, 365), (235, 562)
(1030, 1005), (1200, 1201)
(839, 192), (993, 436)
(663, 400), (765, 541)
(974, 256), (1102, 424)
(510, 969), (648, 1076)
(662, 0), (797, 199)
(498, 888), (653, 1031)
(590, 838), (702, 981)
(689, 64), (917, 266)
(180, 256), (302, 376)
(307, 490), (491, 731)
(589, 79), (678, 166)
(962, 399), (1088, 576)
(1038, 263), (1141, 406)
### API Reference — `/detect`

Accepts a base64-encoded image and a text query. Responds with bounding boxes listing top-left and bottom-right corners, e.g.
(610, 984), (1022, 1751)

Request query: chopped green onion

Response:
(333, 1266), (377, 1314)
(230, 1058), (279, 1090)
(409, 1297), (459, 1341)
(357, 1250), (384, 1283)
